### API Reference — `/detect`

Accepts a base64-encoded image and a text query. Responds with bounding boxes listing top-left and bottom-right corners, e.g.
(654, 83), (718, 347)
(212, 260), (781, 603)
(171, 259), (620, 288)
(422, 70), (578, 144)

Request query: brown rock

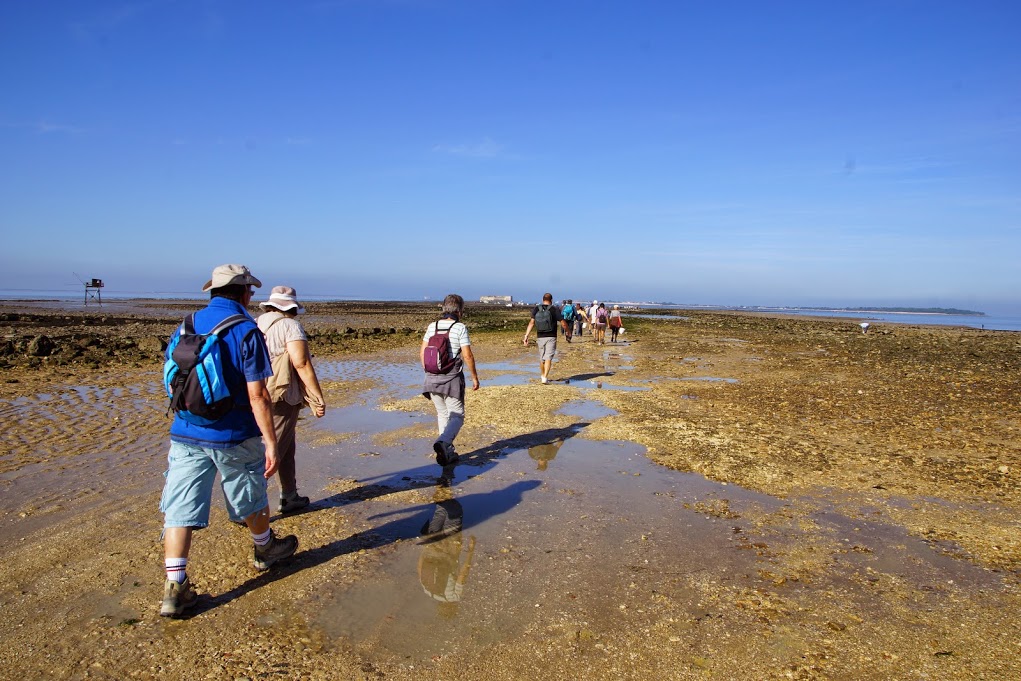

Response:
(27, 335), (55, 357)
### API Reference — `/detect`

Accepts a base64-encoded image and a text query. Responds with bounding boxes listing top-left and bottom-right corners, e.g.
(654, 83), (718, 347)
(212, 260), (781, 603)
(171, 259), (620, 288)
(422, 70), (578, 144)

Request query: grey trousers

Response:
(430, 393), (465, 446)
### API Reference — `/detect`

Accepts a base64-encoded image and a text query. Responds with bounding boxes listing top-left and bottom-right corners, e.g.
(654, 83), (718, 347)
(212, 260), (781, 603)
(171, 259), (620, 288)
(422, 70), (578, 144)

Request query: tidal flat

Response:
(0, 300), (1018, 679)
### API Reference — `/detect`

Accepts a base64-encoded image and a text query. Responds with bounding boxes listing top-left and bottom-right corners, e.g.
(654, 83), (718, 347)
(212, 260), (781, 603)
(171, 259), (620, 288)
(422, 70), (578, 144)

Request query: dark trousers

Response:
(271, 401), (302, 494)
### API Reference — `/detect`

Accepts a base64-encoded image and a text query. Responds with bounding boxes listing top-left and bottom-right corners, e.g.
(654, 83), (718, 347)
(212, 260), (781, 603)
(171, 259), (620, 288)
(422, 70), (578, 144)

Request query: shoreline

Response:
(2, 295), (1017, 331)
(1, 300), (1019, 679)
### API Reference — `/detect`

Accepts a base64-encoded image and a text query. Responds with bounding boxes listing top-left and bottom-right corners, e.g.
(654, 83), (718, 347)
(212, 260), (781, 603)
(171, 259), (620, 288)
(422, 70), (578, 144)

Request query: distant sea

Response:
(0, 289), (369, 303)
(2, 290), (1019, 332)
(643, 305), (1021, 332)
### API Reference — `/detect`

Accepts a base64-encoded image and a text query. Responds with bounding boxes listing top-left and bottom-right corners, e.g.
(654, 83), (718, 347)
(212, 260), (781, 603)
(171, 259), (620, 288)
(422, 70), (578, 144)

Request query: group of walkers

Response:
(521, 293), (626, 384)
(556, 298), (624, 345)
(159, 264), (326, 617)
(157, 268), (624, 619)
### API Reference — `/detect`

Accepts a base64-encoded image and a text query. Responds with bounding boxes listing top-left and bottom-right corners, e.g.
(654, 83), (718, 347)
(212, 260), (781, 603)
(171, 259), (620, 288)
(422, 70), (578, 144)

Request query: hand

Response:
(471, 376), (480, 391)
(522, 336), (529, 346)
(313, 403), (326, 418)
(263, 442), (279, 479)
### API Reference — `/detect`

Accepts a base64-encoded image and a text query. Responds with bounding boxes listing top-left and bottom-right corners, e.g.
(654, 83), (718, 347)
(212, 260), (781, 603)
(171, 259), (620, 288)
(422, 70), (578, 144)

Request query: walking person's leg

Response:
(538, 337), (556, 383)
(160, 441), (218, 617)
(437, 394), (464, 458)
(272, 401), (306, 512)
(218, 437), (298, 570)
(431, 392), (450, 438)
(431, 393), (461, 463)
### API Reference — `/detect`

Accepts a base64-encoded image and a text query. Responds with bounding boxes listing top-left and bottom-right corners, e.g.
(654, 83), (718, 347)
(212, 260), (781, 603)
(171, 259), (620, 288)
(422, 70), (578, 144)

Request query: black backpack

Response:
(534, 305), (555, 333)
(163, 313), (249, 424)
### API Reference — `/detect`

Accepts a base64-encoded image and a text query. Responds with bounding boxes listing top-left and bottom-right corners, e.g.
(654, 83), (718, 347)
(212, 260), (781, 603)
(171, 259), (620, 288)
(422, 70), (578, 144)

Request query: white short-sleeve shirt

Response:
(257, 311), (308, 359)
(423, 319), (470, 358)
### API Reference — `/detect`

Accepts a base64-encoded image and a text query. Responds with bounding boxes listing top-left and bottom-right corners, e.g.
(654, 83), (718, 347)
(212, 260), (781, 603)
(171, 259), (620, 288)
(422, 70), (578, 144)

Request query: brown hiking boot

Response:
(252, 531), (298, 570)
(160, 577), (197, 617)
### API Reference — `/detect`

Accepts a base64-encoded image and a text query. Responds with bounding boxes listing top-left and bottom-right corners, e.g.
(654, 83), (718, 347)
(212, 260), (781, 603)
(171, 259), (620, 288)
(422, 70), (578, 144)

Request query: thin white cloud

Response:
(37, 120), (83, 134)
(839, 156), (954, 176)
(432, 137), (505, 158)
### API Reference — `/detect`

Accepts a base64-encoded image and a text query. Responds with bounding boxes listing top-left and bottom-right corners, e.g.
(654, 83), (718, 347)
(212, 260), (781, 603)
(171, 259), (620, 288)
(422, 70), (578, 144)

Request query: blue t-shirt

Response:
(168, 297), (273, 448)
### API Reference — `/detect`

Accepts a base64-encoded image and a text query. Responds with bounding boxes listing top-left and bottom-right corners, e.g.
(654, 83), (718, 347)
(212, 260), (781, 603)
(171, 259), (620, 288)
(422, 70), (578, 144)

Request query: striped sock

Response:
(165, 557), (187, 584)
(252, 528), (272, 546)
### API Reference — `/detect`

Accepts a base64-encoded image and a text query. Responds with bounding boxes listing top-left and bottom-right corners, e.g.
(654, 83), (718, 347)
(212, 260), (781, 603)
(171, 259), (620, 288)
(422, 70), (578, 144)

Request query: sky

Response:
(1, 1), (1019, 313)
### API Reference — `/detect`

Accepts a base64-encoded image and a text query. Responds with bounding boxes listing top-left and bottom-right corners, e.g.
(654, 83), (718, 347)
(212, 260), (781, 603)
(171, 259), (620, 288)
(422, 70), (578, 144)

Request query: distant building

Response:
(480, 295), (513, 305)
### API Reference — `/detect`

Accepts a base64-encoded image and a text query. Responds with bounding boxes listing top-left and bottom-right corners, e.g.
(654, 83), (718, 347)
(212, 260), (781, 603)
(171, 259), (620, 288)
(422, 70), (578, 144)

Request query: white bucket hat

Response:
(259, 285), (306, 314)
(202, 264), (262, 292)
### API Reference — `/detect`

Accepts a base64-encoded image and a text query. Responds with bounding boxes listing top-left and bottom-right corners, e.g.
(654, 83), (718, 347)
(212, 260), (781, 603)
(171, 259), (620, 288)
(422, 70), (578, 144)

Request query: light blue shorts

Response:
(160, 437), (268, 529)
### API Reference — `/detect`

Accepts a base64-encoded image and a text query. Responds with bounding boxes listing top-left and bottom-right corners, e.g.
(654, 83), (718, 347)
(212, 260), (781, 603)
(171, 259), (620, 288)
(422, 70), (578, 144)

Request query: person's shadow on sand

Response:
(457, 422), (590, 468)
(366, 479), (542, 537)
(559, 372), (614, 383)
(180, 424), (589, 616)
(305, 422), (591, 509)
(184, 479), (542, 617)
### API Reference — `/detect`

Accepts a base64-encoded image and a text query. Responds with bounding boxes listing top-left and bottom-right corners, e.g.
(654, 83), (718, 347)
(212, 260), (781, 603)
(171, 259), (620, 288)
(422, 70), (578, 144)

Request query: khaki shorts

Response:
(537, 336), (557, 361)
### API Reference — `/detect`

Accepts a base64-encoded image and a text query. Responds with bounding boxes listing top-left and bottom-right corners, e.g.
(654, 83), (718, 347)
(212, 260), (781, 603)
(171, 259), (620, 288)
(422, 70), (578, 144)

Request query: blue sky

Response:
(1, 1), (1019, 312)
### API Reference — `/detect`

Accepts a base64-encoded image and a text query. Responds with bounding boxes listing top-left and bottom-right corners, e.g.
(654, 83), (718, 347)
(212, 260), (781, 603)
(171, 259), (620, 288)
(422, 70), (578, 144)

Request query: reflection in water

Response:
(528, 440), (563, 471)
(417, 483), (476, 617)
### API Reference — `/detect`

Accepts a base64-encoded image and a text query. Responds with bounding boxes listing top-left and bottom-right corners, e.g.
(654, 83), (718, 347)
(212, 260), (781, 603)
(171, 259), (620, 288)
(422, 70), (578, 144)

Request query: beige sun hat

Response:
(259, 285), (306, 314)
(202, 264), (262, 292)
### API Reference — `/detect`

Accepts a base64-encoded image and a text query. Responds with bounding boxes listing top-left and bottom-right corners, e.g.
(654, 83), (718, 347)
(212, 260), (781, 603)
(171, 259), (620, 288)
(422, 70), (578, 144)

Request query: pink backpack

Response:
(424, 321), (457, 374)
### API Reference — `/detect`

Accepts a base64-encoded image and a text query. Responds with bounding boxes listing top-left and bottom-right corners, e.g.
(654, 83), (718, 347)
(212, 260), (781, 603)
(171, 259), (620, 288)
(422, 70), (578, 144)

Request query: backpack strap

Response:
(435, 318), (457, 335)
(181, 313), (248, 337)
(263, 314), (288, 333)
(209, 314), (250, 337)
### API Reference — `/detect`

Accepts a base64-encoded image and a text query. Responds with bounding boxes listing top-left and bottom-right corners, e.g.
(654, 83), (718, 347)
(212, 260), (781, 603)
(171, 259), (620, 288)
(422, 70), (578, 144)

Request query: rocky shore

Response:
(0, 299), (1018, 679)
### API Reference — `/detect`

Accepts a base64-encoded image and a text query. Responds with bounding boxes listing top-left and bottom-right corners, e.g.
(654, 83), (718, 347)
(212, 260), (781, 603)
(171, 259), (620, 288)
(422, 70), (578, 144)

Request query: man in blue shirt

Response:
(159, 264), (298, 617)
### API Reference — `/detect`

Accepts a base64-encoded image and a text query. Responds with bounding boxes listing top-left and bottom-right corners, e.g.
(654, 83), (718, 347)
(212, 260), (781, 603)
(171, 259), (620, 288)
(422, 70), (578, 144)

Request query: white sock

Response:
(252, 528), (272, 546)
(165, 557), (187, 583)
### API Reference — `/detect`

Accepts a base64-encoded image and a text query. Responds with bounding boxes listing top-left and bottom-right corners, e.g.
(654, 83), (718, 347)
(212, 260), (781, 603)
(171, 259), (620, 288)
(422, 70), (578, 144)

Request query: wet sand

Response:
(0, 300), (1018, 679)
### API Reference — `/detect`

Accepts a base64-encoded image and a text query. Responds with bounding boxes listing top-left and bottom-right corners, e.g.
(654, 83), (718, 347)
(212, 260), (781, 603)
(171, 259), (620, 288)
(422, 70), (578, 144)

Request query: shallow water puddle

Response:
(476, 360), (533, 386)
(561, 378), (649, 391)
(316, 360), (422, 398)
(315, 391), (431, 444)
(288, 387), (1007, 665)
(556, 399), (617, 420)
(306, 435), (778, 661)
(319, 358), (541, 389)
(602, 350), (634, 370)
